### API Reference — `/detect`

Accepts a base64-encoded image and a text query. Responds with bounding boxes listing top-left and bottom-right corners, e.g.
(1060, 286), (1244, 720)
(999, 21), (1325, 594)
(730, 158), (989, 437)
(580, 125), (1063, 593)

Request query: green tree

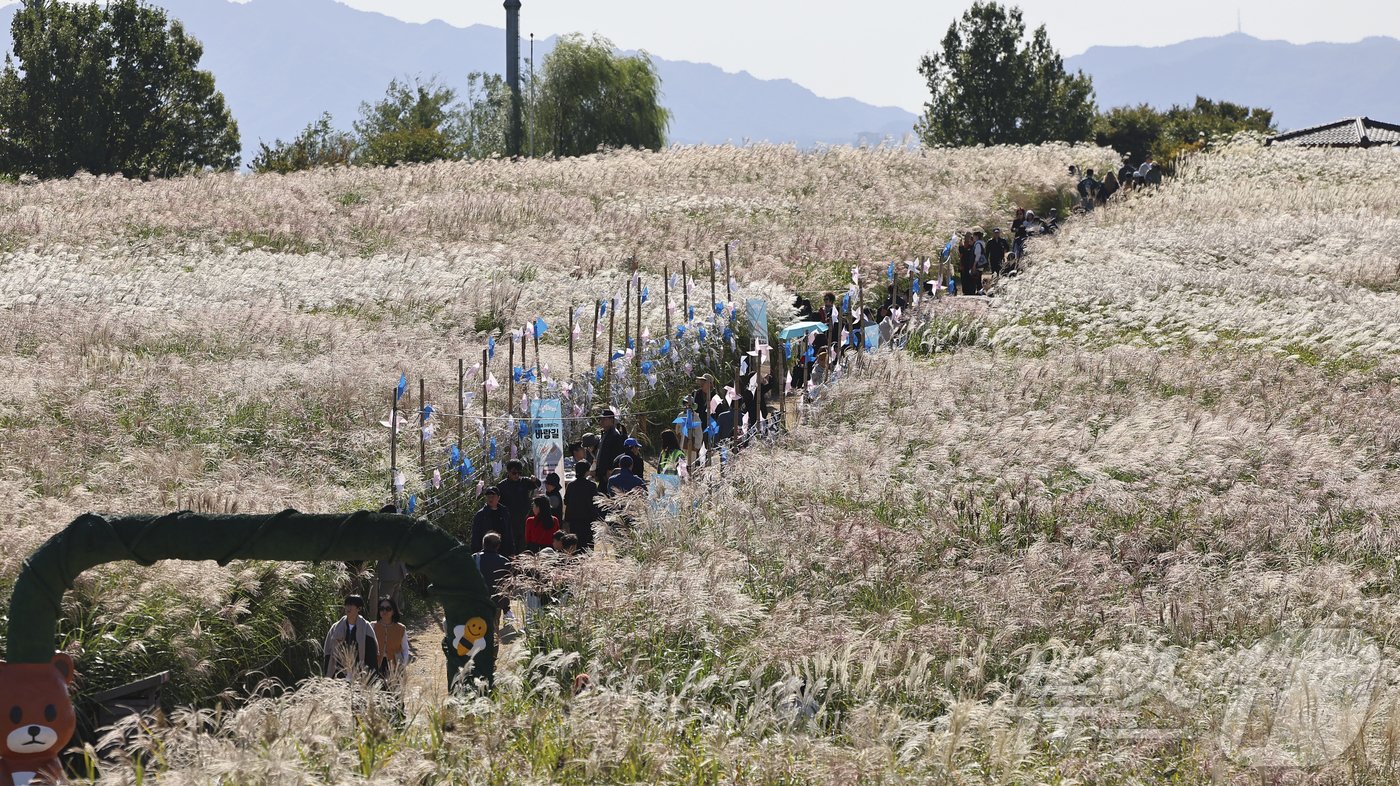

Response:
(251, 113), (356, 174)
(0, 0), (239, 179)
(1095, 97), (1276, 168)
(354, 76), (467, 166)
(916, 3), (1095, 146)
(534, 34), (669, 157)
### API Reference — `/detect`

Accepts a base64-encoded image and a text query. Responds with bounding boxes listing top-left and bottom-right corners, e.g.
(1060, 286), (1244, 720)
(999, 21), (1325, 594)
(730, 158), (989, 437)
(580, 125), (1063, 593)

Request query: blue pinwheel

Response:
(488, 438), (497, 460)
(406, 494), (417, 514)
(887, 262), (895, 281)
(395, 373), (407, 402)
(533, 317), (548, 337)
(487, 336), (496, 361)
(596, 366), (605, 382)
(677, 325), (686, 339)
(660, 339), (672, 355)
(641, 286), (649, 304)
(698, 326), (707, 341)
(714, 302), (725, 316)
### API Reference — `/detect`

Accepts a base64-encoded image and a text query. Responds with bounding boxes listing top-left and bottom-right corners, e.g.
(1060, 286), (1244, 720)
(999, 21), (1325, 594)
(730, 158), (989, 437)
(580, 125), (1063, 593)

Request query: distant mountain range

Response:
(1066, 33), (1400, 132)
(3, 0), (1394, 160)
(0, 0), (917, 164)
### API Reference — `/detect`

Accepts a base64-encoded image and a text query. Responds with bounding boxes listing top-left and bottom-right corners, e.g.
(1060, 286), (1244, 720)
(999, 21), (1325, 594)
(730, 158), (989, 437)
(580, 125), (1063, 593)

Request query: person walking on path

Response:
(471, 485), (512, 554)
(323, 595), (379, 680)
(986, 228), (1010, 276)
(498, 460), (537, 557)
(472, 532), (513, 631)
(524, 495), (562, 552)
(608, 455), (645, 496)
(564, 459), (603, 550)
(593, 409), (625, 487)
(372, 596), (410, 679)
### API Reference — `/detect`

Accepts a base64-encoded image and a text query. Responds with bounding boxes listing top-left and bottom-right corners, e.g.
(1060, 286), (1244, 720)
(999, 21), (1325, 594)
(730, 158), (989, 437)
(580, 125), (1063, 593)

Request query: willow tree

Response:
(535, 34), (670, 157)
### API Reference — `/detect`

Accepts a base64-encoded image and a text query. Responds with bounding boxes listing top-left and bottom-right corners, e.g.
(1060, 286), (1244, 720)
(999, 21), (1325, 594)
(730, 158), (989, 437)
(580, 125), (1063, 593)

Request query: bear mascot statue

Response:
(0, 653), (76, 786)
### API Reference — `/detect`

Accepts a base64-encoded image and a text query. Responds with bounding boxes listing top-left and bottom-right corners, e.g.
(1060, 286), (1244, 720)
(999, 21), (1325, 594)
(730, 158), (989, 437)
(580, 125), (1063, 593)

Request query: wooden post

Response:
(663, 264), (671, 339)
(481, 348), (488, 435)
(709, 251), (717, 316)
(780, 342), (788, 427)
(389, 387), (398, 503)
(532, 320), (541, 397)
(635, 270), (643, 373)
(418, 377), (427, 477)
(568, 305), (575, 376)
(507, 338), (514, 415)
(457, 358), (464, 453)
(723, 242), (732, 304)
(623, 277), (632, 356)
(591, 300), (600, 373)
(681, 259), (689, 321)
(605, 295), (616, 399)
(520, 330), (528, 407)
(757, 347), (765, 434)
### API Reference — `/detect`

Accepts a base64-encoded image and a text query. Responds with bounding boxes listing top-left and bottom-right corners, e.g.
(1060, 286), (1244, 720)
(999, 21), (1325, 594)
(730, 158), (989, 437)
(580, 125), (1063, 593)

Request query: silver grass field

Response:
(4, 140), (1397, 784)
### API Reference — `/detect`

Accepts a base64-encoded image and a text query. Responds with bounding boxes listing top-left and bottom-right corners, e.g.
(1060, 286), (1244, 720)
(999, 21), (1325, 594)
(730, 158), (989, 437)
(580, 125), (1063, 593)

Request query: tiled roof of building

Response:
(1270, 117), (1400, 147)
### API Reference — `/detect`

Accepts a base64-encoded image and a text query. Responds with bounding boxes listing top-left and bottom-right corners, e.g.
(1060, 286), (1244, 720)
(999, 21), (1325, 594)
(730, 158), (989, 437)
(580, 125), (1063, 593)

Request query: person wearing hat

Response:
(542, 472), (564, 519)
(471, 485), (512, 555)
(622, 437), (646, 482)
(564, 459), (602, 550)
(498, 459), (538, 556)
(986, 227), (1010, 276)
(608, 454), (645, 496)
(593, 409), (625, 487)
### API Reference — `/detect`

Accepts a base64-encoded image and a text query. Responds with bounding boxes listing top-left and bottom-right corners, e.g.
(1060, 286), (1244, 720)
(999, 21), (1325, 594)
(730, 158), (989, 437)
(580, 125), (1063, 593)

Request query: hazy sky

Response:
(334, 1), (1400, 112)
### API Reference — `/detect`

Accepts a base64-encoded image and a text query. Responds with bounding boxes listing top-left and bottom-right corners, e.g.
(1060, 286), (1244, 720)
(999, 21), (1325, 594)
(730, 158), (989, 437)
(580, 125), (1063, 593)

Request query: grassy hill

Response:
(56, 140), (1400, 784)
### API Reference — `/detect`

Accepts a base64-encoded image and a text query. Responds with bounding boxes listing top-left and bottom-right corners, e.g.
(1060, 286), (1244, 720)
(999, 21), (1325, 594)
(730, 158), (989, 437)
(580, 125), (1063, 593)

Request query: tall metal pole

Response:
(504, 0), (523, 158)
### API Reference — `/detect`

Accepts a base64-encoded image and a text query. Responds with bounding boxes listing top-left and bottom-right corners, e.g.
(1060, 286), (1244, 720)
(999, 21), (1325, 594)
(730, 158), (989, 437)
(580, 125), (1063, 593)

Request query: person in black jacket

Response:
(986, 228), (1010, 275)
(593, 409), (625, 487)
(497, 460), (538, 557)
(563, 459), (603, 551)
(472, 532), (513, 629)
(471, 487), (512, 554)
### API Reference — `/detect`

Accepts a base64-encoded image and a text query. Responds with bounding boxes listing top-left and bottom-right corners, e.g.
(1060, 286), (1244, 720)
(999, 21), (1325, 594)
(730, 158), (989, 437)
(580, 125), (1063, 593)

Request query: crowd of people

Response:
(324, 159), (1168, 681)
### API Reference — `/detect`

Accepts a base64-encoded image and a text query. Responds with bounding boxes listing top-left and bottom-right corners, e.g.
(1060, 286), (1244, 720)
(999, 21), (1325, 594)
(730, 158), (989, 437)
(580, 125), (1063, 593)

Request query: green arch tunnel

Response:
(6, 510), (497, 685)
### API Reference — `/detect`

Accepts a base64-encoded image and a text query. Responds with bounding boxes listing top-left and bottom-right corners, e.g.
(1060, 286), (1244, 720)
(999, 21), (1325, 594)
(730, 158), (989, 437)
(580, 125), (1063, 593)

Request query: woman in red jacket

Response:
(524, 495), (561, 552)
